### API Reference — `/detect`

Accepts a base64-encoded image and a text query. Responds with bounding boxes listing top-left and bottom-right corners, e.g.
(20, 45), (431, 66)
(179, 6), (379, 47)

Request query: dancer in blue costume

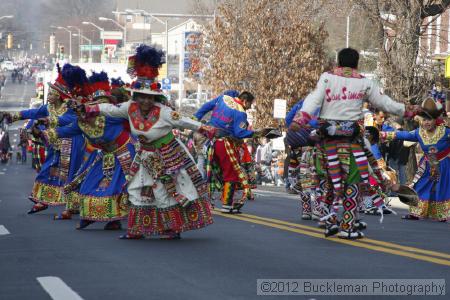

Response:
(194, 90), (270, 213)
(382, 98), (450, 222)
(3, 66), (85, 214)
(46, 68), (135, 230)
(285, 100), (327, 221)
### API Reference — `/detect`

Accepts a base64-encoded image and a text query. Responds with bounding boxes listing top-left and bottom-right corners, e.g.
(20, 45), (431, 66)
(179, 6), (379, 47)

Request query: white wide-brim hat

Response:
(126, 77), (164, 96)
(126, 87), (164, 95)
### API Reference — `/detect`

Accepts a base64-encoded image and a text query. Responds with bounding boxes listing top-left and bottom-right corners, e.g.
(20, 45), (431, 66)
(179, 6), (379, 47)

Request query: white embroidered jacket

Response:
(300, 67), (405, 121)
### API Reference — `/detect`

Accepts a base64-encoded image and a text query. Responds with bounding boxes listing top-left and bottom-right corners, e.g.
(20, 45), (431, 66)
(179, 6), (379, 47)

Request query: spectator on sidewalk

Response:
(273, 151), (285, 187)
(386, 120), (410, 185)
(256, 138), (273, 185)
(0, 130), (11, 163)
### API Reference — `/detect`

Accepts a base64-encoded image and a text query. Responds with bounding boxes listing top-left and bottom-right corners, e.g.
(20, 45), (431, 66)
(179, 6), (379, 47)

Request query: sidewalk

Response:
(256, 184), (286, 193)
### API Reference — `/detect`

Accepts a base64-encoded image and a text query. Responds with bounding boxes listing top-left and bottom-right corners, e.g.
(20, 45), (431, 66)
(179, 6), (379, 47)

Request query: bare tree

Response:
(355, 0), (450, 103)
(353, 0), (450, 180)
(202, 0), (328, 128)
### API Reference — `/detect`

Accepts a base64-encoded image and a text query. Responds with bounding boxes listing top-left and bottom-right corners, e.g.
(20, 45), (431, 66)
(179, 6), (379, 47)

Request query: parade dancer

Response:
(47, 68), (135, 229)
(285, 99), (322, 220)
(381, 98), (450, 222)
(297, 146), (321, 220)
(290, 48), (415, 239)
(194, 90), (268, 213)
(79, 45), (214, 239)
(24, 119), (46, 171)
(110, 77), (130, 104)
(361, 128), (396, 218)
(4, 67), (85, 214)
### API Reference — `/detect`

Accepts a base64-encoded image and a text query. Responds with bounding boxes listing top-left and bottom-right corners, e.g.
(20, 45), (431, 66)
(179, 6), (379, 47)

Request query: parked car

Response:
(30, 63), (45, 74)
(180, 92), (211, 110)
(1, 61), (16, 71)
(182, 99), (200, 110)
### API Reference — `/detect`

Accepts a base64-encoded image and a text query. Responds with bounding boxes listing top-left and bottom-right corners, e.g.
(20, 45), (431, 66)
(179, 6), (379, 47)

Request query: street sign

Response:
(273, 99), (287, 119)
(162, 78), (171, 90)
(80, 45), (103, 51)
(445, 56), (450, 78)
(183, 31), (202, 77)
(100, 31), (123, 40)
(104, 44), (117, 56)
(272, 133), (287, 150)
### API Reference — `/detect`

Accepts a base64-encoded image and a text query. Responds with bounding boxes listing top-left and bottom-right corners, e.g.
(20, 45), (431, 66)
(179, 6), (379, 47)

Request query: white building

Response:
(150, 19), (204, 102)
(114, 0), (213, 104)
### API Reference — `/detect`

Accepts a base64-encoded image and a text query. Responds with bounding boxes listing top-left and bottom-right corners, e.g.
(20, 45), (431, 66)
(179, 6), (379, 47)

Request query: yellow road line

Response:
(212, 211), (450, 267)
(236, 212), (450, 260)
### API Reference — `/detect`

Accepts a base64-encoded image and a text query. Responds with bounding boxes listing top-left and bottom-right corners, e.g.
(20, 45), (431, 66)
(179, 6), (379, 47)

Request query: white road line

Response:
(37, 277), (83, 300)
(253, 189), (299, 199)
(0, 225), (10, 235)
(20, 83), (27, 100)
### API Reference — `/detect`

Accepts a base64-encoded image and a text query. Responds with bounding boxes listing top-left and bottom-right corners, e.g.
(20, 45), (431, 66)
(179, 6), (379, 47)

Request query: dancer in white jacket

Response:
(290, 48), (418, 239)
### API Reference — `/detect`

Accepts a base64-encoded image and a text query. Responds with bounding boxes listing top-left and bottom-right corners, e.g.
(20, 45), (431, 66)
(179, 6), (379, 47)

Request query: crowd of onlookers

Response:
(0, 123), (29, 165)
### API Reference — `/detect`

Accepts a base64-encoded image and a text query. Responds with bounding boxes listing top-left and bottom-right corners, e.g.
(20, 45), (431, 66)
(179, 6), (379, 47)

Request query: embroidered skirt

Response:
(126, 138), (213, 235)
(30, 136), (85, 206)
(64, 142), (135, 221)
(410, 157), (450, 221)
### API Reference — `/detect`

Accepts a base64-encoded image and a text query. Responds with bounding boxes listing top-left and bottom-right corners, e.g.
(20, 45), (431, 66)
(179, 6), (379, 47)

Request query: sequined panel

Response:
(127, 198), (213, 236)
(30, 182), (65, 206)
(78, 192), (128, 221)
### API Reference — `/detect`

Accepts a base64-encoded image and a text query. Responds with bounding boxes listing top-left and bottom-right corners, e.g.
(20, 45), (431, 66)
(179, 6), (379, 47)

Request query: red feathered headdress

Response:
(126, 44), (165, 95)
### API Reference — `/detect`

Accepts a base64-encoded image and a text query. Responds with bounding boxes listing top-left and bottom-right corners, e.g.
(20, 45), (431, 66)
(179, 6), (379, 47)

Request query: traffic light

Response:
(7, 34), (13, 49)
(60, 45), (65, 54)
(104, 47), (108, 55)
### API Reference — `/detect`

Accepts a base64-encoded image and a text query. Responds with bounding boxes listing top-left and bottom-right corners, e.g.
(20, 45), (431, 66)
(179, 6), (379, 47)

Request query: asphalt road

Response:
(0, 80), (449, 300)
(0, 74), (35, 113)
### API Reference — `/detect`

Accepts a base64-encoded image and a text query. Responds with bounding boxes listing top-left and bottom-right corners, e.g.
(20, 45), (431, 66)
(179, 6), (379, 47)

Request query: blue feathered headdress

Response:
(127, 44), (165, 79)
(111, 77), (125, 88)
(135, 44), (165, 66)
(61, 64), (89, 97)
(88, 71), (110, 95)
(88, 71), (108, 84)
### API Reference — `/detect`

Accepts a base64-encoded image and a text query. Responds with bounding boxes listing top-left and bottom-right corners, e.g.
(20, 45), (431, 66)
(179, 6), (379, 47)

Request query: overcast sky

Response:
(117, 0), (194, 13)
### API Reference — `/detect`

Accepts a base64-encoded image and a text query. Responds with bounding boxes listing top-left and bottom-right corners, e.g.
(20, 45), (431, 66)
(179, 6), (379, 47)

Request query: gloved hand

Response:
(290, 111), (312, 132)
(319, 122), (336, 136)
(198, 125), (217, 140)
